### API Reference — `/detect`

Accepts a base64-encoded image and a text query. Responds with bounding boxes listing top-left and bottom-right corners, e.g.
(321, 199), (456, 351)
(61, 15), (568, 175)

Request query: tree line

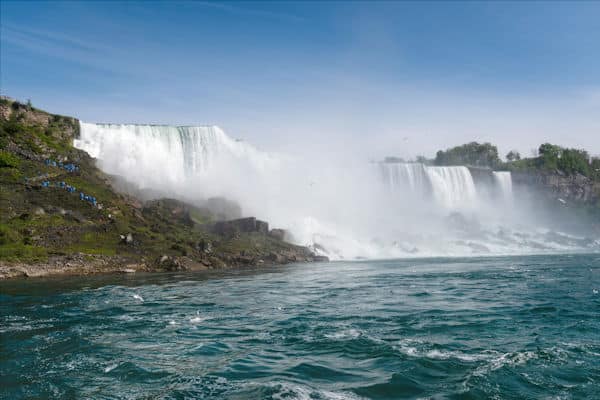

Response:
(422, 141), (599, 180)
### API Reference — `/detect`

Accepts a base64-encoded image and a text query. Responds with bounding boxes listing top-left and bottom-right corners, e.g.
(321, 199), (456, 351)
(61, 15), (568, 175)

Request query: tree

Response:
(558, 148), (590, 176)
(383, 156), (404, 163)
(434, 142), (500, 168)
(537, 143), (562, 170)
(506, 150), (521, 162)
(415, 155), (429, 164)
(591, 157), (600, 181)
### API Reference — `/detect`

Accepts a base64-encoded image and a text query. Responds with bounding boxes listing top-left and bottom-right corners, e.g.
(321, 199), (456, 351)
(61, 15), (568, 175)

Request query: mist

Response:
(74, 122), (599, 260)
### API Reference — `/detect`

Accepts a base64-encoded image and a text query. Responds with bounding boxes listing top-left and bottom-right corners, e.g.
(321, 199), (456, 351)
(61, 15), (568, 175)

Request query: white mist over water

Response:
(75, 122), (598, 259)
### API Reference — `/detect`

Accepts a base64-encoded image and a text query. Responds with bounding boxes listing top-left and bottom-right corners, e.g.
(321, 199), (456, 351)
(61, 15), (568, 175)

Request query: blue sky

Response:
(1, 1), (599, 158)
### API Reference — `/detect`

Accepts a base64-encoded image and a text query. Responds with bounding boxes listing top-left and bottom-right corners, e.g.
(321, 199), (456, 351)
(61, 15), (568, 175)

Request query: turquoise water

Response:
(1, 254), (599, 399)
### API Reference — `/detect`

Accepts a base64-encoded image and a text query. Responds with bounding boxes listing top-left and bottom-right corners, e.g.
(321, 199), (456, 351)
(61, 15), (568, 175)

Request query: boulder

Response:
(256, 220), (269, 234)
(120, 233), (134, 245)
(268, 228), (287, 241)
(197, 239), (212, 254)
(157, 255), (185, 271)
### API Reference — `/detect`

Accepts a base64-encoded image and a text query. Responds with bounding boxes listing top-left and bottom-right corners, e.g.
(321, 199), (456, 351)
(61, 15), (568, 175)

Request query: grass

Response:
(0, 150), (21, 168)
(0, 243), (48, 263)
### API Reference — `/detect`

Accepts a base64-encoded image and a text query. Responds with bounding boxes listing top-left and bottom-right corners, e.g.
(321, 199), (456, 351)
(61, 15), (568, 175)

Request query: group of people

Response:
(45, 159), (79, 173)
(39, 180), (98, 207)
(79, 192), (98, 206)
(58, 181), (77, 193)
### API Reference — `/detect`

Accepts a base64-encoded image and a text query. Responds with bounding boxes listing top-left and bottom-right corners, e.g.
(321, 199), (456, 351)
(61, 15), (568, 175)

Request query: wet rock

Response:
(268, 228), (287, 241)
(157, 255), (185, 271)
(119, 233), (134, 245)
(197, 239), (212, 254)
(267, 252), (285, 263)
(208, 257), (227, 269)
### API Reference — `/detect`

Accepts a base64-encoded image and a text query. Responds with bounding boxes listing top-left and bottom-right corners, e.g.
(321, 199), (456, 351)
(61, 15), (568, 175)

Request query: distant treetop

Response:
(434, 142), (500, 168)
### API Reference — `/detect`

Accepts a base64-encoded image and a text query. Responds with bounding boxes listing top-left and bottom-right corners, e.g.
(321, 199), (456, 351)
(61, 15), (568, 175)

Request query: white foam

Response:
(104, 363), (119, 373)
(325, 328), (362, 340)
(268, 381), (366, 400)
(132, 294), (144, 302)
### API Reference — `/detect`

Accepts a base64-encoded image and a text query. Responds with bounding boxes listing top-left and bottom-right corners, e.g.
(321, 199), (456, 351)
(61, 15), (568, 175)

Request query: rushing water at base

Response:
(1, 254), (599, 399)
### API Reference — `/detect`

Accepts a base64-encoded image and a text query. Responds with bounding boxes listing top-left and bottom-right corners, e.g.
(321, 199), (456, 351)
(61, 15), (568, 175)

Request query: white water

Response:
(379, 163), (478, 210)
(75, 123), (276, 190)
(425, 166), (478, 209)
(379, 162), (430, 196)
(493, 171), (513, 201)
(75, 123), (598, 259)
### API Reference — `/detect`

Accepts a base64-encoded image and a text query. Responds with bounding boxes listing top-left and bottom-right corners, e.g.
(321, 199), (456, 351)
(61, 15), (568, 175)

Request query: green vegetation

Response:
(432, 139), (598, 182)
(0, 98), (312, 274)
(507, 142), (597, 180)
(434, 142), (500, 168)
(0, 150), (20, 168)
(506, 150), (521, 162)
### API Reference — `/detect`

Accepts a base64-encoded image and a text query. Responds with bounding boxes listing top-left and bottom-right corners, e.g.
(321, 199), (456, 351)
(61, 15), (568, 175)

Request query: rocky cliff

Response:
(511, 170), (600, 205)
(0, 98), (326, 279)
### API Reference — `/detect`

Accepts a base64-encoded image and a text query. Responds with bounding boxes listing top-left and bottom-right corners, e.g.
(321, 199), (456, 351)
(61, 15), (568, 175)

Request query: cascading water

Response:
(493, 171), (513, 201)
(378, 163), (478, 210)
(75, 122), (276, 193)
(378, 162), (430, 196)
(75, 122), (598, 259)
(424, 166), (478, 210)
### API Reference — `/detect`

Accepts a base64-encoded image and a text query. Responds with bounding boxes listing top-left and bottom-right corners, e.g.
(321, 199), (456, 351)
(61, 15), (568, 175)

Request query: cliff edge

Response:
(0, 98), (326, 279)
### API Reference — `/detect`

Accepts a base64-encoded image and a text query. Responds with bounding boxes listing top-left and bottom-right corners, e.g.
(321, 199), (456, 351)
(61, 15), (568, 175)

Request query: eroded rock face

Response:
(213, 217), (269, 238)
(512, 171), (600, 204)
(268, 228), (287, 241)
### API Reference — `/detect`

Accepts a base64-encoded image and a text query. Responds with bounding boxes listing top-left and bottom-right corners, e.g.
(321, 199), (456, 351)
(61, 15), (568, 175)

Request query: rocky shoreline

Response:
(0, 246), (327, 280)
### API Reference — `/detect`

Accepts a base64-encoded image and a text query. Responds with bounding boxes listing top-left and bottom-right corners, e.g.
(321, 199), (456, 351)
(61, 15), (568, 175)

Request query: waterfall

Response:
(75, 122), (275, 190)
(379, 163), (478, 209)
(378, 162), (430, 195)
(424, 166), (478, 209)
(493, 171), (513, 201)
(74, 122), (597, 259)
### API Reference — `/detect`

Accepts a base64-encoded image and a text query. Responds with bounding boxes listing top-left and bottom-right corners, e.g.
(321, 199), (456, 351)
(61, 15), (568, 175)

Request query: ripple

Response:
(1, 254), (599, 399)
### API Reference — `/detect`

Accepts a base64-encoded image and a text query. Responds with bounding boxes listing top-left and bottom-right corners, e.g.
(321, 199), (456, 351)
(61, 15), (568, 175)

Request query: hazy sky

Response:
(1, 1), (599, 159)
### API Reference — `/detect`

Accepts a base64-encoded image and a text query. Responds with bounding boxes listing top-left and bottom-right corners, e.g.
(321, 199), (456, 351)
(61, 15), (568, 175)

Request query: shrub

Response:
(0, 150), (20, 168)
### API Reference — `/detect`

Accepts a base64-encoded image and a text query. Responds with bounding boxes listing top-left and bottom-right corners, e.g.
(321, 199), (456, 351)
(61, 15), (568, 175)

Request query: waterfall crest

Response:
(378, 163), (477, 209)
(378, 162), (430, 196)
(75, 122), (275, 189)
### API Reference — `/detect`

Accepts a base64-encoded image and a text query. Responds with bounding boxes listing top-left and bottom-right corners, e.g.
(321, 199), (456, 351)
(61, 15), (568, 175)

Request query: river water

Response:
(1, 254), (599, 399)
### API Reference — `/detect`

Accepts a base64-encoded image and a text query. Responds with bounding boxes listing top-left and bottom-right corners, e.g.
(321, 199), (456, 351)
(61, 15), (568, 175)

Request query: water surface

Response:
(1, 254), (599, 399)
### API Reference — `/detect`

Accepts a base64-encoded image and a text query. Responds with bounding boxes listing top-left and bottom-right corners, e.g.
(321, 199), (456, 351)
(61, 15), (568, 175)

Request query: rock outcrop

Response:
(512, 170), (600, 204)
(213, 217), (269, 238)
